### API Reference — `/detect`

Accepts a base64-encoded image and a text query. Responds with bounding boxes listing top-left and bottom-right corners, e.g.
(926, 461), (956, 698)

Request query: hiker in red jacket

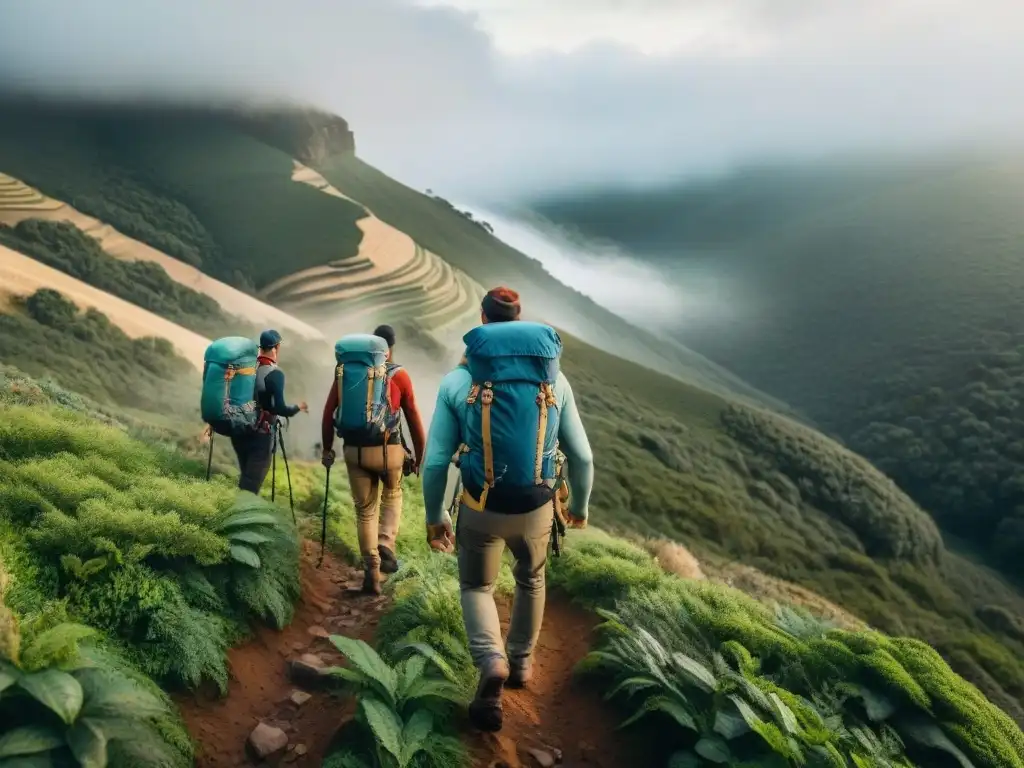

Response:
(320, 324), (426, 589)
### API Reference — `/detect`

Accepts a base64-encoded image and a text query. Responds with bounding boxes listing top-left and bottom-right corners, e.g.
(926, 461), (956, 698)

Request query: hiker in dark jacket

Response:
(232, 329), (308, 494)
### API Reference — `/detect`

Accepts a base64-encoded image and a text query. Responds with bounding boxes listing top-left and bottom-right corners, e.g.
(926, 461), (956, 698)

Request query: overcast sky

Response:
(1, 0), (1022, 201)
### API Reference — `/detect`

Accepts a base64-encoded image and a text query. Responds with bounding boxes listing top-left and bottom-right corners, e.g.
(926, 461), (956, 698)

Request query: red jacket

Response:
(321, 366), (426, 463)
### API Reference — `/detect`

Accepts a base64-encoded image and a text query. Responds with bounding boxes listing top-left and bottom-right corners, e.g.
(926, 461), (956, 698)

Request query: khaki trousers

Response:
(456, 501), (553, 671)
(343, 444), (406, 569)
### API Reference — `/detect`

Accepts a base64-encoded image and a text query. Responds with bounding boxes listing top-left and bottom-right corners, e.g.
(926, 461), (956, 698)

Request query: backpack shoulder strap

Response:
(535, 382), (558, 484)
(463, 381), (495, 512)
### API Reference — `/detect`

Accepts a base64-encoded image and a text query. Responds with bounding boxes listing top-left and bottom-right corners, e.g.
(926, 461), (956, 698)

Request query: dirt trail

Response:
(176, 540), (385, 767)
(466, 597), (650, 768)
(179, 541), (643, 767)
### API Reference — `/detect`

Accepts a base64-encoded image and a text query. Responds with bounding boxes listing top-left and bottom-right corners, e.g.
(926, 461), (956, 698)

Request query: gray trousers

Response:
(456, 501), (553, 670)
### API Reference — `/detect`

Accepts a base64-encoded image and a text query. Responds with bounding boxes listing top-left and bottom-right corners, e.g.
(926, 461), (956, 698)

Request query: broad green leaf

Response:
(671, 652), (716, 693)
(216, 511), (278, 531)
(768, 692), (801, 736)
(228, 544), (261, 568)
(901, 721), (975, 768)
(395, 642), (459, 684)
(76, 669), (166, 721)
(324, 666), (368, 687)
(726, 694), (765, 731)
(0, 726), (63, 758)
(359, 697), (403, 761)
(0, 663), (19, 695)
(852, 685), (896, 723)
(619, 695), (697, 732)
(694, 736), (731, 764)
(18, 669), (83, 724)
(396, 656), (427, 702)
(329, 635), (397, 704)
(402, 678), (465, 707)
(713, 709), (750, 740)
(67, 719), (107, 768)
(226, 530), (272, 546)
(399, 709), (434, 766)
(604, 675), (659, 702)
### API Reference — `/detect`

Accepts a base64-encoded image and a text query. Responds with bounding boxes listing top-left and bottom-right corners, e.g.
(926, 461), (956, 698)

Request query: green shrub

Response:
(321, 635), (468, 768)
(554, 534), (1024, 768)
(0, 290), (198, 415)
(0, 406), (301, 690)
(0, 563), (191, 767)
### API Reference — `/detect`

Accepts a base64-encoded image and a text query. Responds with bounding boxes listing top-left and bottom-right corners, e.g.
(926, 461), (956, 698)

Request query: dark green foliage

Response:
(0, 563), (192, 767)
(557, 534), (1024, 768)
(0, 219), (232, 338)
(0, 405), (301, 690)
(720, 405), (943, 564)
(0, 288), (197, 415)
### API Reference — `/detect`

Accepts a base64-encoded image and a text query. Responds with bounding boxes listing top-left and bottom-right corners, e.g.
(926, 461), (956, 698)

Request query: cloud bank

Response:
(1, 0), (1022, 202)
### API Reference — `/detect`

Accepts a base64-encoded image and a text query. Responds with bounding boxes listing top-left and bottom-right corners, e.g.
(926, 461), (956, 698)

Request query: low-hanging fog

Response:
(2, 0), (1022, 340)
(1, 0), (1022, 203)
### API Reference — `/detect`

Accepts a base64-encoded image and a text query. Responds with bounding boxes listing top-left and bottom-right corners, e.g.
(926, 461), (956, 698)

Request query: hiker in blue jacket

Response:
(421, 287), (593, 733)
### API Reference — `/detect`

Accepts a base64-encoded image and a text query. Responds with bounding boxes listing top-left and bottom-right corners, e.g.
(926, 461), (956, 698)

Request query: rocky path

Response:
(176, 540), (387, 767)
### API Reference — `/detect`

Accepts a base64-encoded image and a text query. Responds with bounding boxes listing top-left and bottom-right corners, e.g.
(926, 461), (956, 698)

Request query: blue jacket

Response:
(422, 365), (594, 525)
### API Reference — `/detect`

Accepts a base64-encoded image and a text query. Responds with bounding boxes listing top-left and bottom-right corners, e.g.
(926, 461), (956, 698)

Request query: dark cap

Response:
(373, 324), (397, 348)
(259, 329), (283, 349)
(481, 286), (521, 323)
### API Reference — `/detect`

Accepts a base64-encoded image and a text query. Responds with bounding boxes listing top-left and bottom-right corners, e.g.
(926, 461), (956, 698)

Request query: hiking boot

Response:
(506, 658), (533, 689)
(378, 545), (400, 574)
(468, 657), (509, 733)
(361, 564), (382, 596)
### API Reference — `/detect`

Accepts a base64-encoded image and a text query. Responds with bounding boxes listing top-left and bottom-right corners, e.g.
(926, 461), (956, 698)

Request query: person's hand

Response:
(565, 508), (588, 530)
(321, 449), (335, 468)
(427, 513), (454, 553)
(299, 401), (309, 414)
(414, 459), (422, 477)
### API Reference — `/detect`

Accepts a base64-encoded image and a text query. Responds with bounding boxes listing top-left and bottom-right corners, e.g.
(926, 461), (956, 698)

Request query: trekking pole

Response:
(318, 463), (331, 568)
(277, 424), (296, 524)
(270, 424), (278, 503)
(205, 430), (215, 481)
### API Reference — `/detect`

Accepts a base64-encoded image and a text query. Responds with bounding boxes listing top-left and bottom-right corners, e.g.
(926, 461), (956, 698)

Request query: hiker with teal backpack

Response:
(421, 287), (593, 733)
(200, 330), (308, 494)
(320, 326), (427, 595)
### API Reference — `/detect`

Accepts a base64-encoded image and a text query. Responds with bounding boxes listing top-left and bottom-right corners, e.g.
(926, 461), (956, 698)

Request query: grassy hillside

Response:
(528, 150), (1024, 580)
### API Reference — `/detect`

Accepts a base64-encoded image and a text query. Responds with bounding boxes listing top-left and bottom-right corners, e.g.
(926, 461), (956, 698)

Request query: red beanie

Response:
(481, 286), (521, 322)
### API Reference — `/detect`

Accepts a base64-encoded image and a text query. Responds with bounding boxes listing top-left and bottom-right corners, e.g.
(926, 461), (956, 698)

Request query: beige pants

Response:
(343, 444), (406, 569)
(456, 501), (553, 671)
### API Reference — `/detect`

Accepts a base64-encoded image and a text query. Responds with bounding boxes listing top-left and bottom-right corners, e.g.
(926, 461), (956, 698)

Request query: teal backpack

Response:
(332, 334), (403, 446)
(459, 322), (562, 514)
(200, 336), (262, 437)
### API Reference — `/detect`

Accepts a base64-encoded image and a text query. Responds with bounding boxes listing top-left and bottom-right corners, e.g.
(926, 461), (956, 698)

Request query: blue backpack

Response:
(460, 322), (562, 513)
(332, 334), (403, 446)
(200, 336), (262, 437)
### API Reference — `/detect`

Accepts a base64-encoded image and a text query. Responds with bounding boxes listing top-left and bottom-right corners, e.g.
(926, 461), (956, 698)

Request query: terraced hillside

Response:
(0, 172), (324, 342)
(262, 162), (484, 342)
(0, 100), (784, 409)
